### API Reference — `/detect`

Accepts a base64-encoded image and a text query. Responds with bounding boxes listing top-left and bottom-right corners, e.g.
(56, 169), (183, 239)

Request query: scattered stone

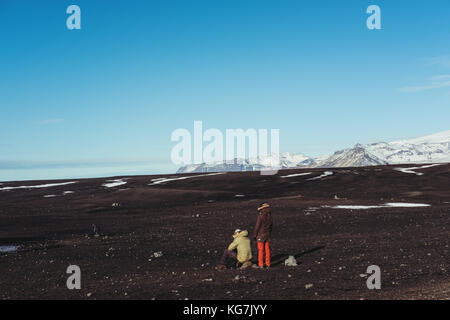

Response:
(305, 284), (314, 290)
(91, 224), (101, 237)
(284, 256), (298, 267)
(152, 251), (163, 258)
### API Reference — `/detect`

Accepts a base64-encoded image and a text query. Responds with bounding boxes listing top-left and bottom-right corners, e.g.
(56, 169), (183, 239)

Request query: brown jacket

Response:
(253, 207), (273, 242)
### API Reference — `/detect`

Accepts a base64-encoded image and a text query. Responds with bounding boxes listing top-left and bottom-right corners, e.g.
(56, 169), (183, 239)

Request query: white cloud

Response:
(399, 74), (450, 93)
(39, 119), (64, 125)
(431, 74), (450, 81)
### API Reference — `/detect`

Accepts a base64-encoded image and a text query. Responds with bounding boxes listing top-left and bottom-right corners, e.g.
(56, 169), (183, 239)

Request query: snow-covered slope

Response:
(176, 130), (450, 172)
(317, 145), (385, 168)
(393, 130), (450, 145)
(365, 131), (450, 164)
(176, 152), (316, 173)
(317, 130), (450, 167)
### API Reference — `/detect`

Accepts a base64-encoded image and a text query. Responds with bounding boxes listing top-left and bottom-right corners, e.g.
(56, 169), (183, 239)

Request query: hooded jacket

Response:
(253, 207), (273, 242)
(227, 230), (252, 263)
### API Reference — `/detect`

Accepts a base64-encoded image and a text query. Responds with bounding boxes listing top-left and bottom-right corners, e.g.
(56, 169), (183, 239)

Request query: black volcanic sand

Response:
(0, 164), (449, 300)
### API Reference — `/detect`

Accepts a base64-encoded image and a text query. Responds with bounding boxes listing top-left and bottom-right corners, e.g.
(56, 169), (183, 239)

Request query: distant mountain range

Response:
(177, 130), (450, 173)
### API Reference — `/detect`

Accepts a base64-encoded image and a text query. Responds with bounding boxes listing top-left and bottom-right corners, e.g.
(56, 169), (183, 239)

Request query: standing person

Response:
(217, 229), (253, 270)
(253, 203), (273, 268)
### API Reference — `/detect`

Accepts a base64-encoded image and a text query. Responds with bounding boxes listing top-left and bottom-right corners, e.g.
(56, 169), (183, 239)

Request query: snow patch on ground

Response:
(326, 205), (384, 210)
(43, 195), (57, 198)
(324, 203), (431, 210)
(394, 164), (443, 176)
(63, 191), (74, 195)
(149, 173), (226, 185)
(307, 171), (334, 181)
(384, 202), (430, 207)
(0, 181), (78, 191)
(102, 179), (127, 188)
(0, 245), (20, 253)
(280, 172), (312, 178)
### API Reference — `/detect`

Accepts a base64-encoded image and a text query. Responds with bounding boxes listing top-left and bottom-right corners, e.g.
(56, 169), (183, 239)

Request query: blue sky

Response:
(1, 0), (450, 181)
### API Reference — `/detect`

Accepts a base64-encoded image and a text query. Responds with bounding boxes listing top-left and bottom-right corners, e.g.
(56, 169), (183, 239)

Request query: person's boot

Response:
(240, 261), (252, 269)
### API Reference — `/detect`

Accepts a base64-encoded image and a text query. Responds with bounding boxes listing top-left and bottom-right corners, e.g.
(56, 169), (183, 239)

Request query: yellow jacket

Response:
(228, 230), (252, 263)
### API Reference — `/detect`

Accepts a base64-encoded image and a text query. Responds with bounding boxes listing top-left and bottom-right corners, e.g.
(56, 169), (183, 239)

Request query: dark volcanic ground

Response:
(0, 164), (449, 300)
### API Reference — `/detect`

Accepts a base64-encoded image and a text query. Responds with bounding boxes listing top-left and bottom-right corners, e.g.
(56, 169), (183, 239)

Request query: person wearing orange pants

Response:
(253, 203), (273, 268)
(257, 241), (270, 267)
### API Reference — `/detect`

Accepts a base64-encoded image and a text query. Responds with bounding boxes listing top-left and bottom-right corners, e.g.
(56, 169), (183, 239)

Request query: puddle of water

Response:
(0, 245), (20, 253)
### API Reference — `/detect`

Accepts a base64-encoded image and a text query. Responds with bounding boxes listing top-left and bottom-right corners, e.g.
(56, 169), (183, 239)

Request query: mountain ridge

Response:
(177, 130), (450, 173)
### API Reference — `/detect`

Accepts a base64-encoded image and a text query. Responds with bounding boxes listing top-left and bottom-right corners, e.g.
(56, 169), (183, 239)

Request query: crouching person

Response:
(217, 229), (253, 270)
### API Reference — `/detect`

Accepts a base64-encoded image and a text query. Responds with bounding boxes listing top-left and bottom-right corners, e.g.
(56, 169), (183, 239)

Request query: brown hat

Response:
(257, 203), (270, 211)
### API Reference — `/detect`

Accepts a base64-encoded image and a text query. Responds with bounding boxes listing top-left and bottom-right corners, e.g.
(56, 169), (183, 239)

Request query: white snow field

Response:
(0, 181), (78, 191)
(149, 172), (226, 186)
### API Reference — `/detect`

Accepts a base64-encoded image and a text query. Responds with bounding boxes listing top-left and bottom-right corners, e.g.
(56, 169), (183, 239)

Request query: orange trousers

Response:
(257, 241), (270, 267)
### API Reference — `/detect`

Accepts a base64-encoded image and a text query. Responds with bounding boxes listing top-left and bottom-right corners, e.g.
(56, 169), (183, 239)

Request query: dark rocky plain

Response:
(0, 164), (449, 299)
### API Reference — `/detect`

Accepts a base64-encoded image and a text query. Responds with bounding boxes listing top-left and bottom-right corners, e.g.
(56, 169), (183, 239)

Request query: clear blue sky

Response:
(1, 0), (450, 181)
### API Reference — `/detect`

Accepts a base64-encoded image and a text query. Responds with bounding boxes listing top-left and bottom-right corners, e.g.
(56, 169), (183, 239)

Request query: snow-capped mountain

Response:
(176, 130), (450, 172)
(366, 130), (450, 164)
(319, 130), (450, 168)
(176, 152), (316, 173)
(316, 144), (385, 168)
